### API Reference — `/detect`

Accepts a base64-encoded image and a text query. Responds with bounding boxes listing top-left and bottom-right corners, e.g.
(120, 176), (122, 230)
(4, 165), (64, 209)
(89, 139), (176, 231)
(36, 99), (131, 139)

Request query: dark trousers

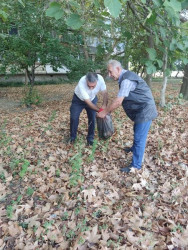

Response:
(130, 121), (152, 169)
(70, 94), (98, 142)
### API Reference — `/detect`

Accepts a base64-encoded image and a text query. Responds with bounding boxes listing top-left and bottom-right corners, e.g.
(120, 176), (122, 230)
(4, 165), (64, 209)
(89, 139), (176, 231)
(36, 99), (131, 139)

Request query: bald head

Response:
(107, 60), (123, 80)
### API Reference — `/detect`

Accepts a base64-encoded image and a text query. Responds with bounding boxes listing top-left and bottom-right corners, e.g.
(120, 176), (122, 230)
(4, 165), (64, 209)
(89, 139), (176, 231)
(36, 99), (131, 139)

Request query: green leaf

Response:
(145, 12), (157, 24)
(0, 10), (8, 21)
(101, 11), (110, 17)
(141, 0), (146, 3)
(69, 1), (81, 10)
(123, 31), (132, 40)
(104, 0), (122, 18)
(145, 60), (152, 67)
(146, 48), (157, 61)
(18, 0), (25, 7)
(182, 0), (188, 9)
(169, 38), (177, 51)
(0, 33), (7, 39)
(153, 0), (163, 7)
(182, 58), (188, 65)
(160, 27), (166, 39)
(177, 43), (184, 51)
(146, 65), (156, 74)
(66, 14), (84, 30)
(46, 2), (63, 20)
(183, 40), (188, 49)
(94, 0), (100, 8)
(157, 60), (163, 68)
(164, 0), (182, 12)
(170, 42), (175, 51)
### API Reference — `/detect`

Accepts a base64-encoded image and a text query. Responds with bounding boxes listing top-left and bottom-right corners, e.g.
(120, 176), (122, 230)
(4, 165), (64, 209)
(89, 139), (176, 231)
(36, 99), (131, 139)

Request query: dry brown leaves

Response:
(0, 81), (187, 249)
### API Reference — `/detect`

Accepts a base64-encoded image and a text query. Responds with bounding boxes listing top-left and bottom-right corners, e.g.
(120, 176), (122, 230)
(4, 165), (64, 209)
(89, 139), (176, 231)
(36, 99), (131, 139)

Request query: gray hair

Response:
(107, 60), (122, 69)
(86, 72), (98, 83)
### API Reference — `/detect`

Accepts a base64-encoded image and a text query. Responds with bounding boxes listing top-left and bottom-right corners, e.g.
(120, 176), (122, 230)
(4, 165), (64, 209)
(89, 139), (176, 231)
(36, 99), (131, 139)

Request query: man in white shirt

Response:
(69, 72), (108, 145)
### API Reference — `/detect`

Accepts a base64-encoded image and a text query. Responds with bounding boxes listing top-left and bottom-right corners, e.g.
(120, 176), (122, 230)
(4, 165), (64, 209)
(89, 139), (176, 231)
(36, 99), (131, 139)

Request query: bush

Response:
(22, 87), (42, 107)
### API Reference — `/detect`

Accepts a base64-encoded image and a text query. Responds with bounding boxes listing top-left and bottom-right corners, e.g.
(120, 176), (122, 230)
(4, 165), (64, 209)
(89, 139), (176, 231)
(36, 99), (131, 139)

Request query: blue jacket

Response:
(119, 70), (158, 123)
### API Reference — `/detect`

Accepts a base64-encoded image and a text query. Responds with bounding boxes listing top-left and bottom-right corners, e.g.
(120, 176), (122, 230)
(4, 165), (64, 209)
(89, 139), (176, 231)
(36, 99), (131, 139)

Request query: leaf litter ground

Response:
(0, 80), (188, 249)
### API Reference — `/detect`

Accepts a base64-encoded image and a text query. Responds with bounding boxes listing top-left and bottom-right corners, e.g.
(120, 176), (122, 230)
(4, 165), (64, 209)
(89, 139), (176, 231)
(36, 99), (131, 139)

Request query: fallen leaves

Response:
(0, 82), (188, 249)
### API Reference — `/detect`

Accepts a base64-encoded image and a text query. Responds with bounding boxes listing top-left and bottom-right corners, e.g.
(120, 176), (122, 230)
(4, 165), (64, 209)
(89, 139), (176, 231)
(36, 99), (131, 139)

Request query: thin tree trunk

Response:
(180, 64), (188, 100)
(29, 65), (35, 97)
(160, 47), (168, 107)
(25, 69), (28, 85)
(175, 71), (179, 78)
(82, 31), (89, 60)
(145, 34), (154, 87)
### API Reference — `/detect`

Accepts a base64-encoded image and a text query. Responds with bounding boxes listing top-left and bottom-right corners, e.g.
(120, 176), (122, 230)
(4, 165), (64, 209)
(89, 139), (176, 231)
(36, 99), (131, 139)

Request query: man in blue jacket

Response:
(97, 60), (158, 173)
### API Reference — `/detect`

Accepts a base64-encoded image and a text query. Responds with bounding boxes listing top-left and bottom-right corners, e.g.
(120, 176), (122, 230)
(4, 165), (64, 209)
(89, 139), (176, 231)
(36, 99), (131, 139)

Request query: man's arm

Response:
(107, 96), (124, 112)
(97, 96), (124, 118)
(84, 99), (99, 111)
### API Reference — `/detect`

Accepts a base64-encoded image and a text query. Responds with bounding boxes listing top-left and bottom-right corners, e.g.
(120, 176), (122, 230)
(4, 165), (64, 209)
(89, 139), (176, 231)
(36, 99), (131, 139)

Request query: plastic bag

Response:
(96, 114), (114, 139)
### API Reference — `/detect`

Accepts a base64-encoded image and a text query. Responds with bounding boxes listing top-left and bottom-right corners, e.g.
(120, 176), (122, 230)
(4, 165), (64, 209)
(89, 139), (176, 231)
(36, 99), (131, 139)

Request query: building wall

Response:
(0, 74), (68, 84)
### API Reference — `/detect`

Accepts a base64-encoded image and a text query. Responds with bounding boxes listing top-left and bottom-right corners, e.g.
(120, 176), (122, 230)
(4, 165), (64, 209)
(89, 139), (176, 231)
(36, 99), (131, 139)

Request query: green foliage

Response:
(6, 205), (14, 218)
(88, 139), (98, 162)
(176, 93), (184, 105)
(19, 159), (30, 178)
(46, 2), (63, 20)
(55, 169), (60, 177)
(69, 152), (83, 187)
(66, 14), (84, 30)
(1, 0), (187, 87)
(0, 0), (70, 88)
(22, 87), (42, 107)
(0, 172), (6, 182)
(9, 158), (30, 178)
(145, 61), (157, 74)
(0, 120), (12, 146)
(104, 0), (122, 18)
(67, 58), (100, 81)
(146, 48), (157, 61)
(62, 211), (69, 221)
(26, 187), (34, 196)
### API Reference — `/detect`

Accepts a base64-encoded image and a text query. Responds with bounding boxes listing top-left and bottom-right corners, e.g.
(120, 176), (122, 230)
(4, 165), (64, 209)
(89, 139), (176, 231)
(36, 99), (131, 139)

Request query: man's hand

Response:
(97, 108), (108, 118)
(98, 108), (104, 112)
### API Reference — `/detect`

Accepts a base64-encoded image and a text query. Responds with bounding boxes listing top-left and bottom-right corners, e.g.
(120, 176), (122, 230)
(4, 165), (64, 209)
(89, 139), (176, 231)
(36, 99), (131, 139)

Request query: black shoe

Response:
(87, 141), (93, 146)
(124, 147), (132, 153)
(67, 138), (75, 144)
(120, 165), (133, 173)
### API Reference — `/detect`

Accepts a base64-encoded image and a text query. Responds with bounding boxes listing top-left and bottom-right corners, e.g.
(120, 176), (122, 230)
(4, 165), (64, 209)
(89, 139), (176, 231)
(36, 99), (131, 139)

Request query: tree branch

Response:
(127, 1), (164, 42)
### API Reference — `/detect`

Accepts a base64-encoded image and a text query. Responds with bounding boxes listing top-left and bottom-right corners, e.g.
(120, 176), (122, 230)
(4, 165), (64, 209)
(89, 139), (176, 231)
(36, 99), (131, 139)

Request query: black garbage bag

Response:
(96, 114), (114, 139)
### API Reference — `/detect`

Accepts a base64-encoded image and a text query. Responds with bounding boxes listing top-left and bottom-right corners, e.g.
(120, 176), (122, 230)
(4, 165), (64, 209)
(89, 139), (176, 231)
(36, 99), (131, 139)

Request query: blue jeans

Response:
(130, 121), (152, 169)
(70, 94), (98, 142)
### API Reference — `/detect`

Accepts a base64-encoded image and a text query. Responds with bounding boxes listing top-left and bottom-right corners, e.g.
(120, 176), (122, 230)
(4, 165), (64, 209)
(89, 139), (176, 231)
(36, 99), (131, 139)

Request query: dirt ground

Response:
(0, 80), (183, 113)
(0, 82), (120, 112)
(1, 80), (188, 249)
(0, 84), (75, 112)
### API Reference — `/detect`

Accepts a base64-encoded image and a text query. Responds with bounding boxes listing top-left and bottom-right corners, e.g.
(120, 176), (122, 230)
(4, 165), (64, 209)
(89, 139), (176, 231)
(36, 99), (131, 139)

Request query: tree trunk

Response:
(82, 31), (89, 60)
(160, 47), (168, 107)
(29, 65), (35, 97)
(145, 34), (154, 87)
(175, 71), (179, 78)
(25, 69), (28, 85)
(180, 64), (188, 100)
